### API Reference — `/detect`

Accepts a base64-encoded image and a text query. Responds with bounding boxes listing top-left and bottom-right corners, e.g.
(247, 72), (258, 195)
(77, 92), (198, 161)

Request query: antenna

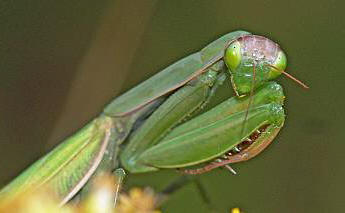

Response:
(267, 64), (309, 89)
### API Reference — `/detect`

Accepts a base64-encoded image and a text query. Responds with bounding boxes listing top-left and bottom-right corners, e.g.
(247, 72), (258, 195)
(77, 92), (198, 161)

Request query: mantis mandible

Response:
(0, 30), (308, 206)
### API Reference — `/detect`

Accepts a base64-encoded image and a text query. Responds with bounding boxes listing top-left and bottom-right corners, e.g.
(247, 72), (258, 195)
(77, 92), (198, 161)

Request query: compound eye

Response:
(275, 50), (287, 70)
(224, 41), (241, 72)
(268, 50), (287, 80)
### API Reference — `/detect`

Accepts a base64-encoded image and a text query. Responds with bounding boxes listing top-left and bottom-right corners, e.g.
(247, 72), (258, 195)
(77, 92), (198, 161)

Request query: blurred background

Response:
(0, 0), (344, 212)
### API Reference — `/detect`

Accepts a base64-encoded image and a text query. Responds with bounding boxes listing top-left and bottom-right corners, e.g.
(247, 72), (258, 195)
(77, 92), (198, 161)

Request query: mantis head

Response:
(224, 35), (307, 96)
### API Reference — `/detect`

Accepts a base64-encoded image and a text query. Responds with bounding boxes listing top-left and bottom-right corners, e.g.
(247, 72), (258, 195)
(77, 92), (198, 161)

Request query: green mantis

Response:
(0, 30), (308, 206)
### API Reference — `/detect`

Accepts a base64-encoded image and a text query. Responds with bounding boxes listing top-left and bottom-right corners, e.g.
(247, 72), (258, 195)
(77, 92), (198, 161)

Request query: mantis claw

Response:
(223, 165), (237, 175)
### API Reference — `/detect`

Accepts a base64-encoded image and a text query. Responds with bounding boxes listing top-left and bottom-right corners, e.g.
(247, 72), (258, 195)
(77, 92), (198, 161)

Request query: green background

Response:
(0, 1), (343, 212)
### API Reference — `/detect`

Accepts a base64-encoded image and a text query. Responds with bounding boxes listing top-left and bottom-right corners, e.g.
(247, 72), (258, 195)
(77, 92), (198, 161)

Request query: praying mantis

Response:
(0, 30), (308, 206)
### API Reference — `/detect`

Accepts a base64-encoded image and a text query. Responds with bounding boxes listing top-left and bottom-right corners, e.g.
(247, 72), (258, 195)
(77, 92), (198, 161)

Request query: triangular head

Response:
(224, 34), (308, 97)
